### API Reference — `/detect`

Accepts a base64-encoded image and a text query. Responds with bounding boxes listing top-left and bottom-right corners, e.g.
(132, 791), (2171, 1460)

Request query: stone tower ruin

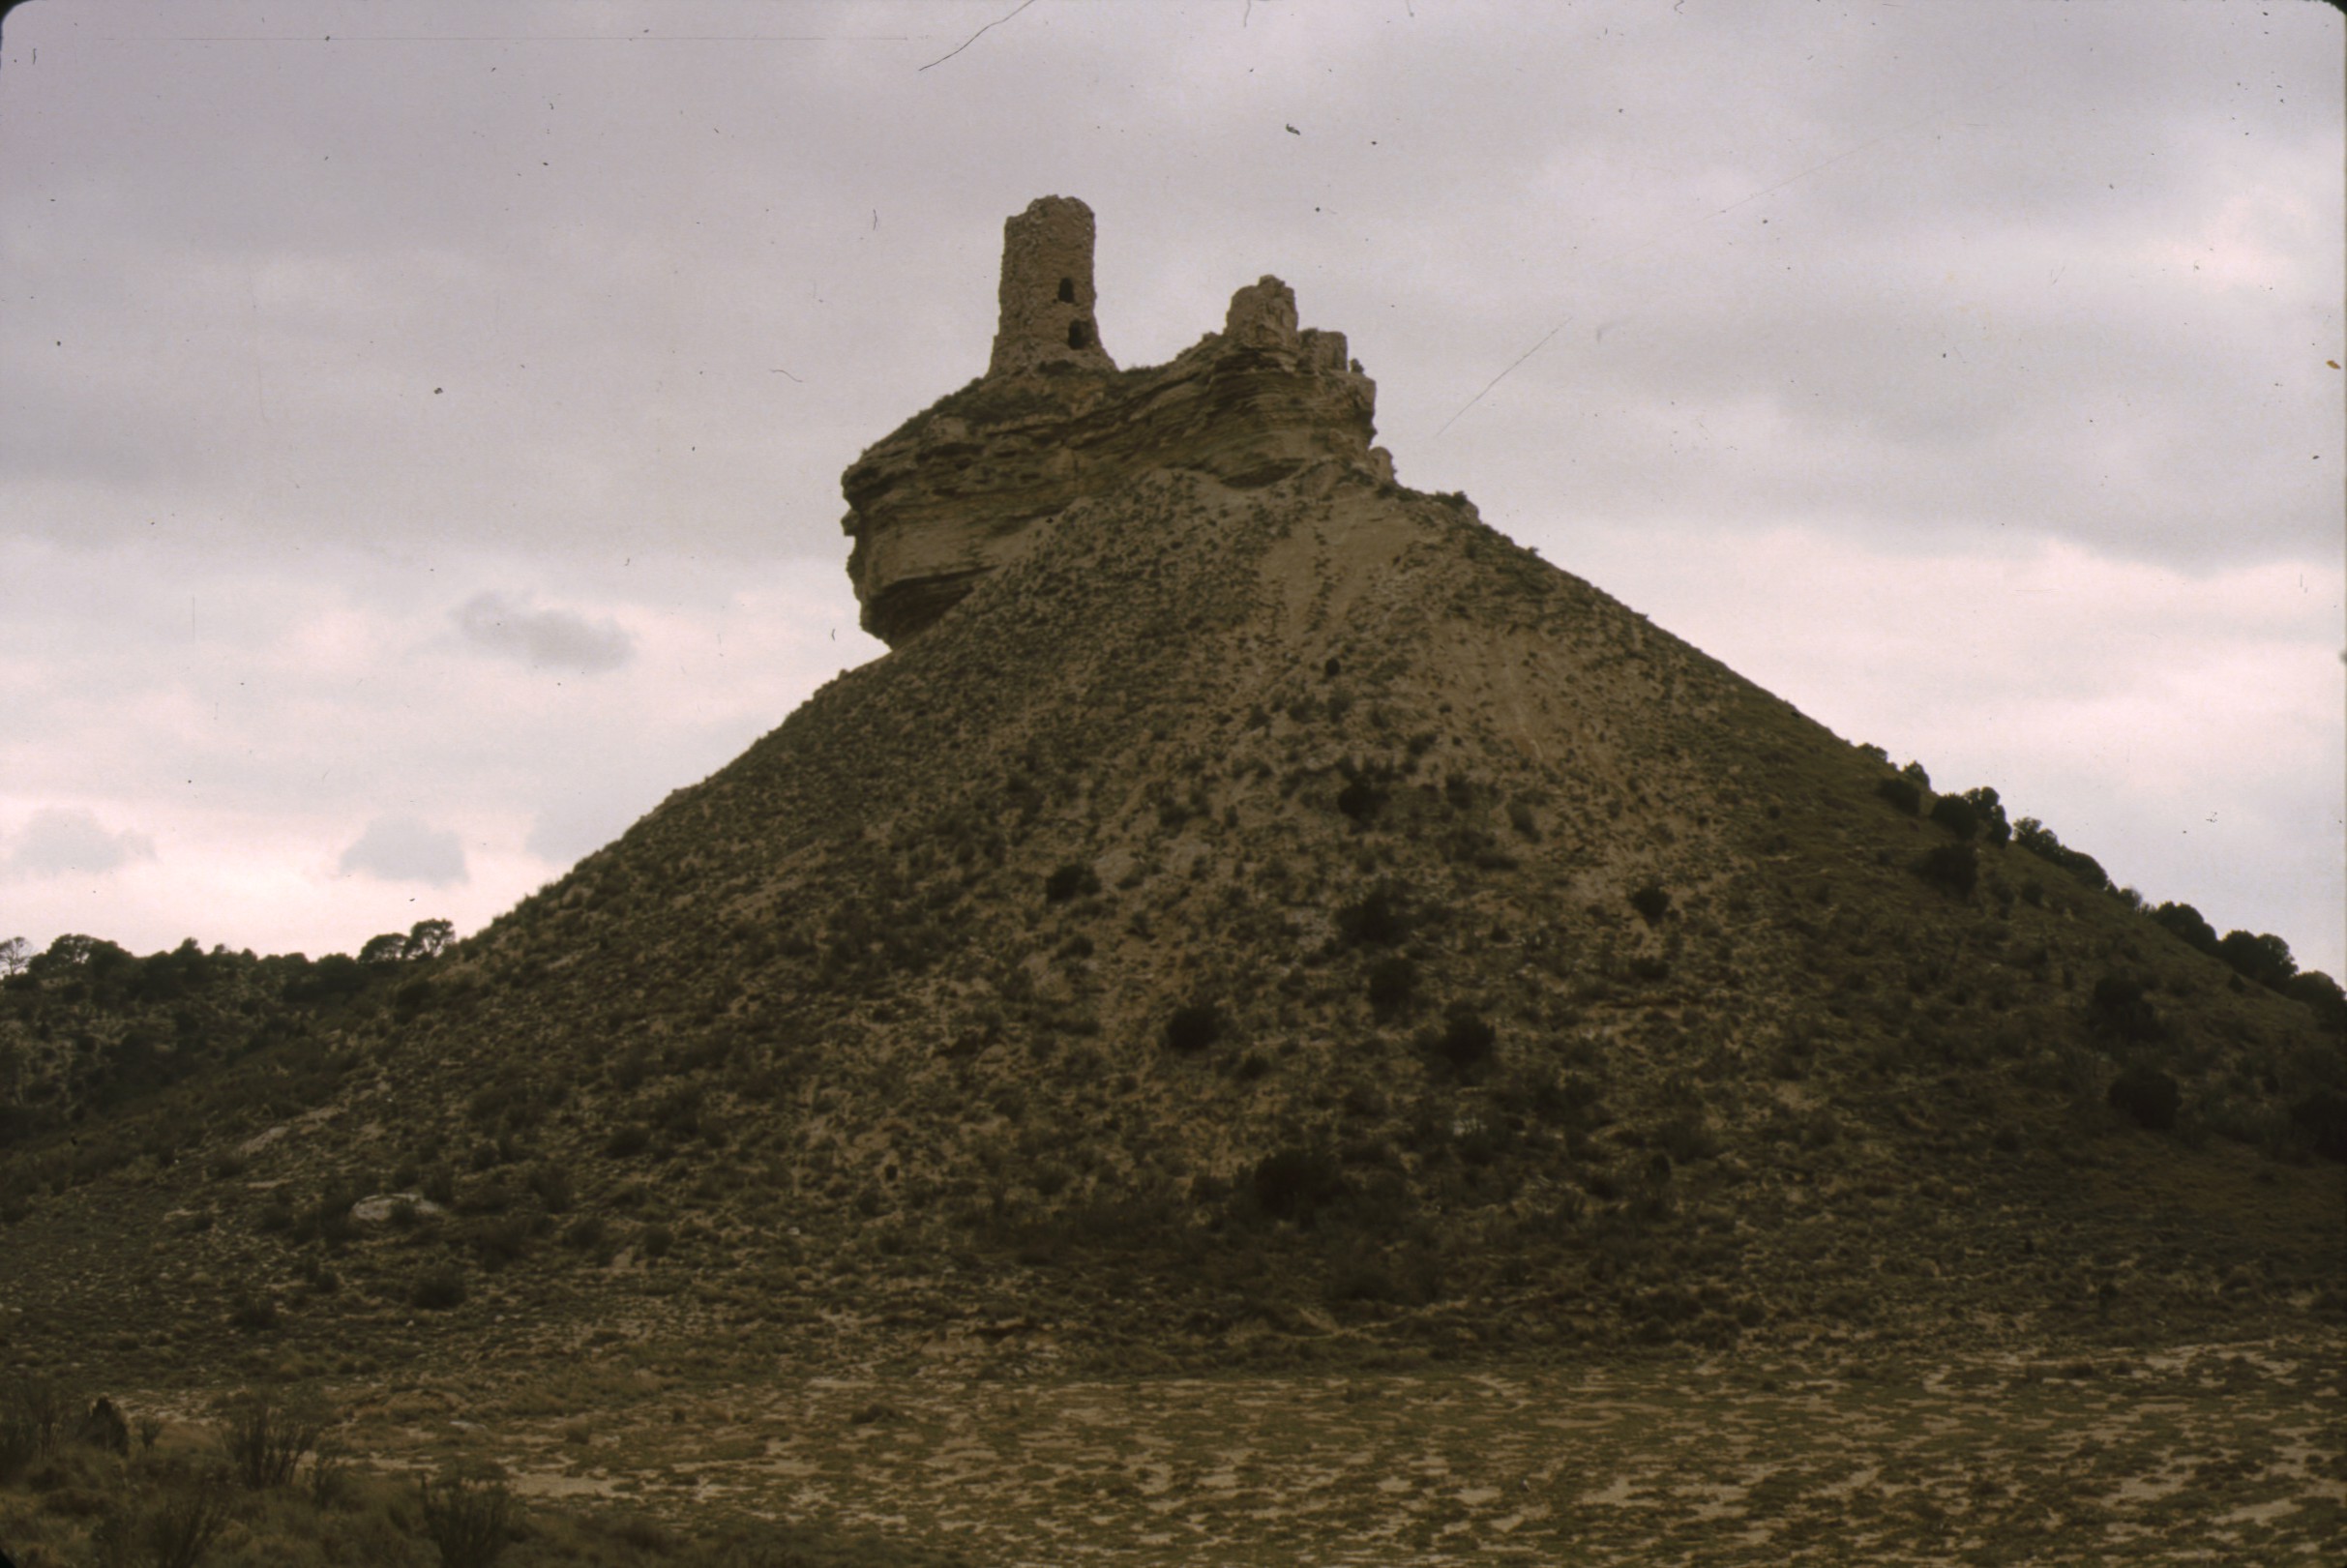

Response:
(844, 195), (1391, 644)
(987, 195), (1116, 377)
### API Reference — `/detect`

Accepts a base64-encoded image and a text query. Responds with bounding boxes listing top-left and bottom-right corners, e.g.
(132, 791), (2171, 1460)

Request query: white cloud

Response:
(0, 0), (2334, 988)
(338, 815), (469, 888)
(2, 808), (157, 881)
(455, 592), (636, 674)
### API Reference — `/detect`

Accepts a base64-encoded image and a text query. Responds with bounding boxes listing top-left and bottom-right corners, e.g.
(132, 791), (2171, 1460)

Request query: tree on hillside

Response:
(360, 919), (454, 965)
(357, 933), (408, 965)
(2217, 930), (2296, 991)
(1959, 786), (2012, 845)
(404, 919), (455, 960)
(2151, 901), (2220, 955)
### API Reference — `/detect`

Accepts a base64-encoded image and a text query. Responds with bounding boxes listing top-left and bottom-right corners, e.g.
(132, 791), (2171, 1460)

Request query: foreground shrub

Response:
(2106, 1065), (2181, 1132)
(0, 1375), (71, 1478)
(94, 1466), (237, 1568)
(218, 1388), (322, 1490)
(419, 1469), (519, 1568)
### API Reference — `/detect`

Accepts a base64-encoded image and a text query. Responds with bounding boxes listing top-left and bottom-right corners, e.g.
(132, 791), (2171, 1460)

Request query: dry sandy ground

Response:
(324, 1335), (2342, 1565)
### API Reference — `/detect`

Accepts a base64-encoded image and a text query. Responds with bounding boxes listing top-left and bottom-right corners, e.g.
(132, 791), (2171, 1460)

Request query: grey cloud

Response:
(455, 593), (635, 673)
(6, 1), (2332, 572)
(338, 816), (468, 887)
(2, 808), (158, 880)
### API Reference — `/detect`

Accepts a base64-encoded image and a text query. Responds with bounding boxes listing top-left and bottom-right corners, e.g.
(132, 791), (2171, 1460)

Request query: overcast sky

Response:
(2, 0), (2340, 978)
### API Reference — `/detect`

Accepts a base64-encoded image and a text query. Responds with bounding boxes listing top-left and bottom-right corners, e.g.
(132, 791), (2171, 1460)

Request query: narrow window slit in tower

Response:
(1068, 320), (1090, 349)
(1057, 277), (1076, 304)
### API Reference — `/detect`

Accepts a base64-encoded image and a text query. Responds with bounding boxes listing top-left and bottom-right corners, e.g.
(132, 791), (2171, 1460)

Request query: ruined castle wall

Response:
(843, 200), (1393, 646)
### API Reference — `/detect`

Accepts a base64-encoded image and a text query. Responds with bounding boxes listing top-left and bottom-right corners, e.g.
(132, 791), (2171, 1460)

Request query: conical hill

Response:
(3, 201), (2339, 1392)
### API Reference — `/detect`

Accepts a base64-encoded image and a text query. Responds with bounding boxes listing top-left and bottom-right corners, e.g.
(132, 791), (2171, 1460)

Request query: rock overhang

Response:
(840, 196), (1396, 647)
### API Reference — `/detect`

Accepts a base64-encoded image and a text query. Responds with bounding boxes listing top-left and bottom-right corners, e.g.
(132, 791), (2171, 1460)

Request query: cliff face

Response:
(841, 195), (1394, 646)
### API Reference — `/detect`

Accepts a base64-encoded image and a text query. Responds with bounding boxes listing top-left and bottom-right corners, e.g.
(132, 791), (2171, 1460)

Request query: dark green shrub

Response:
(2106, 1065), (2181, 1132)
(1874, 777), (1921, 815)
(2217, 930), (2296, 991)
(1335, 778), (1382, 821)
(1961, 785), (2012, 845)
(1365, 956), (1417, 1020)
(1162, 1004), (1223, 1053)
(2284, 970), (2347, 1033)
(2152, 902), (2221, 955)
(2013, 817), (2109, 890)
(466, 1217), (531, 1270)
(411, 1267), (468, 1311)
(2089, 974), (2161, 1044)
(1927, 794), (1979, 840)
(1336, 887), (1408, 947)
(1914, 843), (1977, 897)
(2288, 1088), (2347, 1161)
(227, 1290), (280, 1333)
(1425, 1009), (1497, 1078)
(1042, 863), (1100, 903)
(1251, 1145), (1347, 1224)
(308, 952), (376, 1005)
(525, 1164), (573, 1213)
(74, 1397), (129, 1456)
(1628, 883), (1672, 926)
(1656, 1114), (1719, 1164)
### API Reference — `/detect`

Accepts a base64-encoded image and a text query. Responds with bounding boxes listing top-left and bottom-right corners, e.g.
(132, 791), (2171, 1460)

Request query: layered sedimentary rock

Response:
(841, 195), (1395, 646)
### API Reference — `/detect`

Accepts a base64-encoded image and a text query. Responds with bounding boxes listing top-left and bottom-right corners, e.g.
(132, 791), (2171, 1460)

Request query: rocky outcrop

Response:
(841, 195), (1395, 646)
